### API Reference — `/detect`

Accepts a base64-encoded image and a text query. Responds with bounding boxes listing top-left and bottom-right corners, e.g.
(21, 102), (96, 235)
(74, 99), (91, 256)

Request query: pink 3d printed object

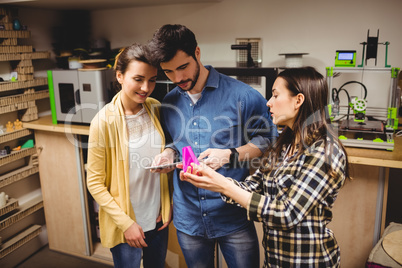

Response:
(182, 146), (199, 172)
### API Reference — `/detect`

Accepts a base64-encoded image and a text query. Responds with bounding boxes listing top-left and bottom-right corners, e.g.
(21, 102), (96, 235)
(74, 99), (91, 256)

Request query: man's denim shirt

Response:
(161, 66), (278, 238)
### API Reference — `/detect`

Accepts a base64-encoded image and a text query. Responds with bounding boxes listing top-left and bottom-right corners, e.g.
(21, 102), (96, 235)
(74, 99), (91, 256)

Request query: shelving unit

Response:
(0, 6), (50, 268)
(0, 196), (43, 231)
(22, 117), (113, 266)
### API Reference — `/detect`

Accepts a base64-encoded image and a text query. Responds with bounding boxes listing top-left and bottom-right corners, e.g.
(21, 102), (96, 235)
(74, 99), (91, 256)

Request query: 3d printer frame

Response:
(326, 67), (400, 151)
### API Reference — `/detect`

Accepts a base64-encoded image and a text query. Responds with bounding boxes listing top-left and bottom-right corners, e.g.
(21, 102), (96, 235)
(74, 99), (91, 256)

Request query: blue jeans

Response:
(110, 222), (168, 268)
(177, 222), (259, 268)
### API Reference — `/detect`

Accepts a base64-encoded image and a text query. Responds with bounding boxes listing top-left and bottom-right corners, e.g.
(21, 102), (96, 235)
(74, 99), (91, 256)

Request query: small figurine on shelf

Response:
(12, 145), (21, 151)
(12, 18), (21, 30)
(14, 119), (23, 130)
(10, 71), (18, 82)
(6, 121), (14, 132)
(24, 88), (35, 94)
(0, 192), (9, 207)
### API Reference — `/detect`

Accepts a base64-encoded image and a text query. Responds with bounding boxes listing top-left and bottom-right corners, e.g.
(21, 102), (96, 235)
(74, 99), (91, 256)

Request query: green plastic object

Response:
(386, 140), (394, 151)
(358, 43), (366, 67)
(384, 42), (391, 68)
(373, 138), (384, 143)
(21, 139), (34, 148)
(391, 67), (400, 78)
(328, 104), (334, 121)
(387, 107), (398, 130)
(326, 67), (334, 77)
(339, 135), (347, 140)
(47, 70), (57, 125)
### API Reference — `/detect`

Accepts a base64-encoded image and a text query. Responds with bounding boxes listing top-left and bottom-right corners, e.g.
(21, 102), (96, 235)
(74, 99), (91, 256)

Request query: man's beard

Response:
(176, 62), (200, 92)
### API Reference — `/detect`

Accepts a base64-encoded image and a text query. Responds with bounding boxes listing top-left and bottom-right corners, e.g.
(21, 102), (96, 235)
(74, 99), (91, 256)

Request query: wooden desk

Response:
(24, 116), (402, 268)
(329, 137), (402, 268)
(23, 116), (112, 265)
(23, 115), (90, 136)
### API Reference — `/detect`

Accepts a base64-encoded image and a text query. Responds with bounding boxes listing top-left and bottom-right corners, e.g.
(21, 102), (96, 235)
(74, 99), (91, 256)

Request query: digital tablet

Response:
(144, 162), (182, 170)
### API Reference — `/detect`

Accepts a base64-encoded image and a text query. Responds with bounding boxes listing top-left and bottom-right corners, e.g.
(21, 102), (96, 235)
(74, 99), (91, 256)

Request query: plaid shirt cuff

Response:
(248, 192), (262, 222)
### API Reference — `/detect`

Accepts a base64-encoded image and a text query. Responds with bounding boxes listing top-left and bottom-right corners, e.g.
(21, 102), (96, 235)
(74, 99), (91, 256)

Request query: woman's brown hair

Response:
(113, 43), (157, 92)
(261, 67), (349, 179)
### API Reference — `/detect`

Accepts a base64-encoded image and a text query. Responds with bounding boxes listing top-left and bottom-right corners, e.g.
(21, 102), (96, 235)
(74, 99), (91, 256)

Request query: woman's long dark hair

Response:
(261, 67), (349, 179)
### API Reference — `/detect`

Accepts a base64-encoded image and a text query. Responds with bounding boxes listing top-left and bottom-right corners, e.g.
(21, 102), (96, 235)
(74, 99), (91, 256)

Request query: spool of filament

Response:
(79, 59), (107, 70)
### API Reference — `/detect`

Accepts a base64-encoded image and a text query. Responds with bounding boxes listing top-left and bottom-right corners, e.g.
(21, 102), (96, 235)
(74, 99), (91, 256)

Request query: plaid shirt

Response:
(224, 139), (346, 267)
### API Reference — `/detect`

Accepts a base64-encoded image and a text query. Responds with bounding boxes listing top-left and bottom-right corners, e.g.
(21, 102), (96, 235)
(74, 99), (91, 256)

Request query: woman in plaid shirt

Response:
(180, 67), (349, 267)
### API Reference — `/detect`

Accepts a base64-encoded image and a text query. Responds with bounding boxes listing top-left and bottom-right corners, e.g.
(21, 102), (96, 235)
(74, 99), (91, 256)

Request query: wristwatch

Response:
(229, 148), (239, 168)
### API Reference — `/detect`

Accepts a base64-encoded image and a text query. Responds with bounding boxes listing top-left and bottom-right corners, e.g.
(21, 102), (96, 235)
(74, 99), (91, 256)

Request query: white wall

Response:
(8, 0), (402, 78)
(90, 0), (402, 72)
(6, 0), (401, 106)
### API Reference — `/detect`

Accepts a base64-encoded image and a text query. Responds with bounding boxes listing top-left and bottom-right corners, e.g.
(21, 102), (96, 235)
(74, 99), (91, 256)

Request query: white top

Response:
(126, 107), (162, 232)
(187, 92), (202, 104)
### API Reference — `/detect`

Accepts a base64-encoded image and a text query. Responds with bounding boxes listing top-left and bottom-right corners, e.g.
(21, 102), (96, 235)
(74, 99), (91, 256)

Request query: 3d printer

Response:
(328, 30), (400, 151)
(327, 67), (400, 151)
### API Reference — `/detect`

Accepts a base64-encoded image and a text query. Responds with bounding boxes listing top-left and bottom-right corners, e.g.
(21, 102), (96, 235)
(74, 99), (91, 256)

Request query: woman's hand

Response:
(180, 163), (253, 208)
(179, 163), (229, 193)
(150, 148), (177, 173)
(124, 222), (148, 248)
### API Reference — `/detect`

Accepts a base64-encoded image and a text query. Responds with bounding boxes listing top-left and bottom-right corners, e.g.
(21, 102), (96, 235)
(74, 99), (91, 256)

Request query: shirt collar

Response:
(204, 65), (219, 90)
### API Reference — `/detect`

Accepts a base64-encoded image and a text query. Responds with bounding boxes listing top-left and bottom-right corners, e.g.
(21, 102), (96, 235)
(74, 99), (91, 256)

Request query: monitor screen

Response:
(338, 52), (354, 61)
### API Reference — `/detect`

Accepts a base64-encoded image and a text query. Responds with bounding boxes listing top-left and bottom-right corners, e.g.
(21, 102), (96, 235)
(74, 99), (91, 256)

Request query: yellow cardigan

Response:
(87, 92), (172, 248)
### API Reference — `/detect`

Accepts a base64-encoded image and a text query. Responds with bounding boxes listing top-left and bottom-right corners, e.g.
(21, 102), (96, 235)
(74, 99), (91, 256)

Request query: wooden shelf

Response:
(0, 90), (49, 115)
(0, 7), (49, 266)
(0, 147), (37, 167)
(0, 30), (31, 39)
(0, 224), (42, 259)
(0, 51), (50, 61)
(0, 38), (17, 46)
(0, 196), (43, 231)
(0, 128), (32, 144)
(0, 164), (39, 188)
(0, 45), (33, 54)
(0, 78), (48, 93)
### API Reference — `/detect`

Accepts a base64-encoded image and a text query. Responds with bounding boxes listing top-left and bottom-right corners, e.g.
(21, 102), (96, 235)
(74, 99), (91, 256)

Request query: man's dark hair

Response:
(149, 24), (198, 64)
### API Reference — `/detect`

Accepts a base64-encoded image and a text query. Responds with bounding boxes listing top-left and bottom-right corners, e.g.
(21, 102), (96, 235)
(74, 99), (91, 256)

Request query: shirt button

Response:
(193, 122), (197, 126)
(201, 197), (205, 200)
(190, 104), (193, 106)
(203, 213), (207, 216)
(194, 142), (198, 145)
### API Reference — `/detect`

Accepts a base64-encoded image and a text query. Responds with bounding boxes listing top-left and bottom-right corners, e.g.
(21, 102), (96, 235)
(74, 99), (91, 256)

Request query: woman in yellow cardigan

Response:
(87, 43), (172, 268)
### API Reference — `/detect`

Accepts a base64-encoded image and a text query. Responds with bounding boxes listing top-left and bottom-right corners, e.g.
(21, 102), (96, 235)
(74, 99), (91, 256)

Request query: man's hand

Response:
(198, 148), (231, 170)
